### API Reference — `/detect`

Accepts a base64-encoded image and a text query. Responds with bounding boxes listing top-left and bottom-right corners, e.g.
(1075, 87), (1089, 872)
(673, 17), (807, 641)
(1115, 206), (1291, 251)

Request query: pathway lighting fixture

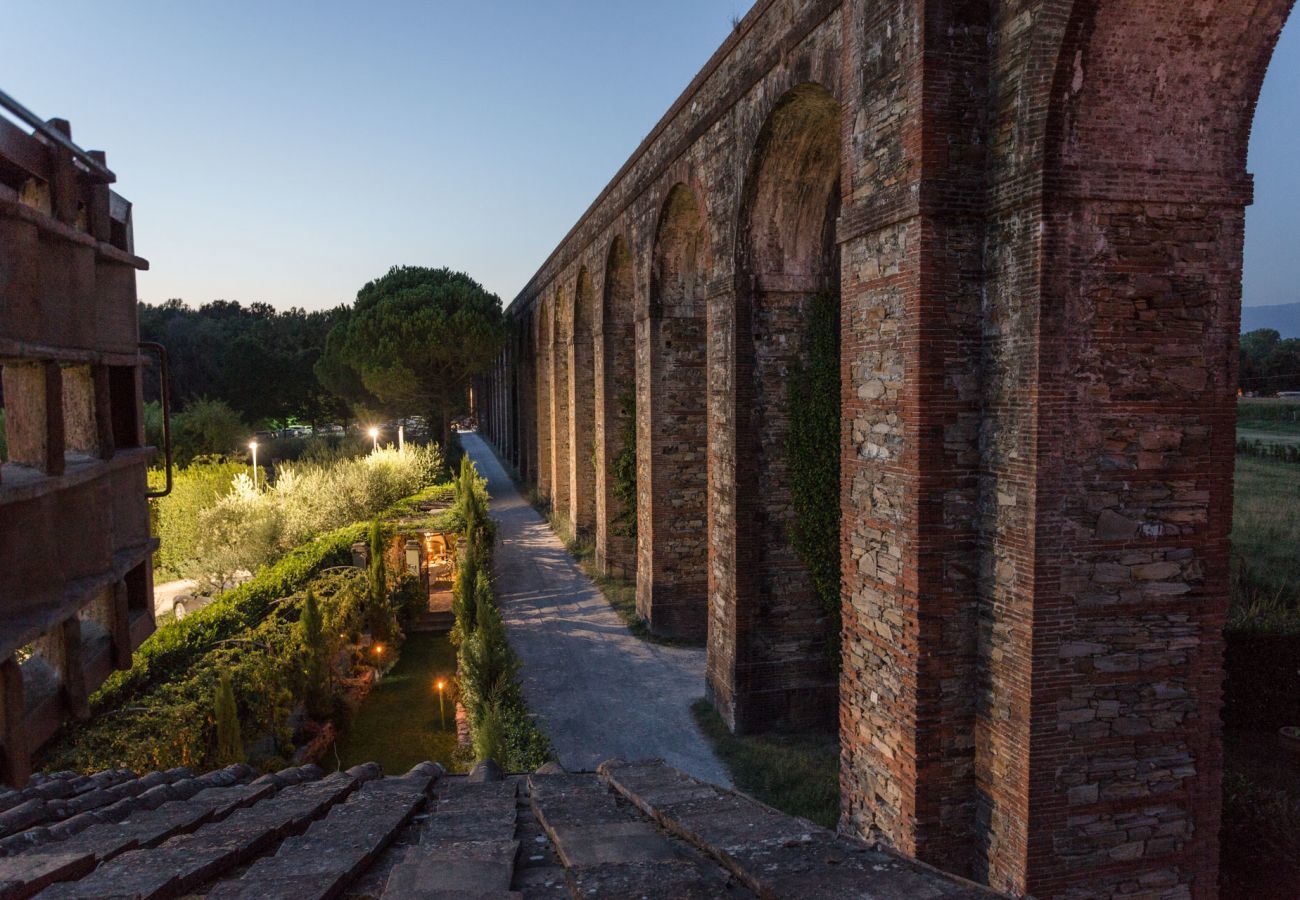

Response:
(248, 440), (258, 489)
(368, 427), (379, 452)
(398, 424), (405, 454)
(435, 678), (446, 730)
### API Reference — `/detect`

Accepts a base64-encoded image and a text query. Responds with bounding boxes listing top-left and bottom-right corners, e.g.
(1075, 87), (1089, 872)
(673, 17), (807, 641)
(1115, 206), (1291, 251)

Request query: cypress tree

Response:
(214, 672), (243, 766)
(300, 587), (328, 718)
(367, 518), (390, 642)
(473, 700), (507, 767)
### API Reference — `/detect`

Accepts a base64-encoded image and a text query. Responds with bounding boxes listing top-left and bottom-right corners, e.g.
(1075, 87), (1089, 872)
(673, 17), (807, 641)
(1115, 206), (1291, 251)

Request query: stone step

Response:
(409, 611), (455, 634)
(206, 763), (439, 900)
(381, 774), (521, 899)
(599, 759), (998, 899)
(32, 769), (362, 900)
(0, 767), (207, 845)
(527, 770), (742, 898)
(0, 765), (255, 857)
(24, 780), (276, 868)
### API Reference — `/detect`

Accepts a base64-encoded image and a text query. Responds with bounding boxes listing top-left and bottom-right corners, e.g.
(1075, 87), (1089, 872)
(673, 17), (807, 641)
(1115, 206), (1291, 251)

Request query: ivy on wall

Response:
(786, 291), (841, 665)
(610, 389), (638, 540)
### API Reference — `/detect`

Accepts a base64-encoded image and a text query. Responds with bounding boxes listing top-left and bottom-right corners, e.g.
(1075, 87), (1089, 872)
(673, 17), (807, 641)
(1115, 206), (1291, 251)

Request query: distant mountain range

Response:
(1242, 302), (1300, 338)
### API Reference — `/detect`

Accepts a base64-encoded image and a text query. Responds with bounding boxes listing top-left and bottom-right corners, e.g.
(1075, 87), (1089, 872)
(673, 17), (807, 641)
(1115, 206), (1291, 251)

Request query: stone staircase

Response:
(0, 759), (998, 898)
(408, 608), (454, 634)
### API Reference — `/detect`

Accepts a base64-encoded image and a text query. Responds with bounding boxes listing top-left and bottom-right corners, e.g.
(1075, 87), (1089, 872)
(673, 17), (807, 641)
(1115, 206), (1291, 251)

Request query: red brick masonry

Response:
(476, 1), (1296, 896)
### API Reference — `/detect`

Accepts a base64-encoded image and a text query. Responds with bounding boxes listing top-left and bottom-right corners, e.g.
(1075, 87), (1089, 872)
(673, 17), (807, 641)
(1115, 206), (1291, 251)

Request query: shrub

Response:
(459, 593), (517, 720)
(151, 457), (248, 581)
(94, 522), (367, 710)
(449, 459), (551, 771)
(473, 701), (507, 765)
(299, 588), (329, 718)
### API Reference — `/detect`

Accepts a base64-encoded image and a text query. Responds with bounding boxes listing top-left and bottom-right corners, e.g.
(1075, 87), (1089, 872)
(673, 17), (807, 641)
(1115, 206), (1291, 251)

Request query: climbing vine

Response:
(786, 291), (841, 666)
(610, 388), (638, 540)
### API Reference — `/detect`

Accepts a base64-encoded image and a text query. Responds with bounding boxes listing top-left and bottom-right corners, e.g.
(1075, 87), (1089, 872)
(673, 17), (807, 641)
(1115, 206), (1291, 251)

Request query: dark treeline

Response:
(1241, 328), (1300, 395)
(139, 300), (350, 426)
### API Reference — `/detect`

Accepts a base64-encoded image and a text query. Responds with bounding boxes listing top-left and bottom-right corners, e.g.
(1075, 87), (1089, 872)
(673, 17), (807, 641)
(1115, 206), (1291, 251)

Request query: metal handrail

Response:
(0, 88), (116, 182)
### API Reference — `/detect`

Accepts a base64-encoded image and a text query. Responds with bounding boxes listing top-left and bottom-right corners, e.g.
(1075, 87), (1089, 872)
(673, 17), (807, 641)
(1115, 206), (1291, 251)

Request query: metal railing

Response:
(0, 87), (115, 183)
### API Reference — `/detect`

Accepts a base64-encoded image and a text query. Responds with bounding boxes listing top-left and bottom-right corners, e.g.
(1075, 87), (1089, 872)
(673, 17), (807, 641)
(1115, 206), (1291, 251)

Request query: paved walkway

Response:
(459, 431), (730, 785)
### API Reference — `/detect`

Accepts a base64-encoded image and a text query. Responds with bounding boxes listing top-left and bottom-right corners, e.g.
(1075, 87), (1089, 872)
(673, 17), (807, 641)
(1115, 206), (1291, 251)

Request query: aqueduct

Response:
(476, 0), (1295, 895)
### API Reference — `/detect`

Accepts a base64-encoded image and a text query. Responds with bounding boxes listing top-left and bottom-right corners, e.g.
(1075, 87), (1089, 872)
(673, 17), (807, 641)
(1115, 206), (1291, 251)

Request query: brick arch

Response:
(713, 81), (842, 735)
(637, 182), (709, 639)
(566, 267), (596, 538)
(970, 2), (1296, 895)
(596, 235), (637, 577)
(548, 286), (570, 521)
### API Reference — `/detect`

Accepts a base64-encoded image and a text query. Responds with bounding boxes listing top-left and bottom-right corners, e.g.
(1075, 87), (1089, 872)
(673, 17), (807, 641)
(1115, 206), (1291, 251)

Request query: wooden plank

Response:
(0, 117), (50, 182)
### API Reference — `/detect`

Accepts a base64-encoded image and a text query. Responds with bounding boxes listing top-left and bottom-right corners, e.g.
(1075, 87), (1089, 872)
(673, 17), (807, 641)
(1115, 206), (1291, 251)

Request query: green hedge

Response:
(452, 457), (552, 771)
(93, 522), (366, 711)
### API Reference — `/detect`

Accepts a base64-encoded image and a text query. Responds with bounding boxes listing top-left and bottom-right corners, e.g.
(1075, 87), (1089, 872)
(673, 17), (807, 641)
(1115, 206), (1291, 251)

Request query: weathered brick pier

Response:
(476, 1), (1298, 895)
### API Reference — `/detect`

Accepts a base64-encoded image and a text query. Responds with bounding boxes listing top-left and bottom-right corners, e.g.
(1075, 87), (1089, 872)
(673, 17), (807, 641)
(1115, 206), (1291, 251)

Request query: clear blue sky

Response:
(3, 2), (1296, 311)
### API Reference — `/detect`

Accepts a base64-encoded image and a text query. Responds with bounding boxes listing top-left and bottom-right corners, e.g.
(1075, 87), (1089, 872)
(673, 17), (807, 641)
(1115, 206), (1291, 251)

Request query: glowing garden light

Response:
(435, 678), (447, 730)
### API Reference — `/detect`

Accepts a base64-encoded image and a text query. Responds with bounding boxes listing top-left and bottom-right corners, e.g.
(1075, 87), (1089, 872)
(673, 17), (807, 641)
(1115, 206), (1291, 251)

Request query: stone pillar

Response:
(535, 306), (552, 501)
(567, 273), (596, 540)
(595, 239), (637, 579)
(837, 0), (986, 877)
(549, 296), (571, 525)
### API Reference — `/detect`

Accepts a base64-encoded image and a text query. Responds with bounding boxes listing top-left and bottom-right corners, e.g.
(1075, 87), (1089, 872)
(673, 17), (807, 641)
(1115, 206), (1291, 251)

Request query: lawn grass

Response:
(690, 698), (840, 828)
(1230, 455), (1300, 633)
(332, 632), (461, 774)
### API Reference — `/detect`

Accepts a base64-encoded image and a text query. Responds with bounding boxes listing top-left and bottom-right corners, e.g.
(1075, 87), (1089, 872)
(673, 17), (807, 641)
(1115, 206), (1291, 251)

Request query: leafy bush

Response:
(151, 458), (248, 580)
(94, 522), (367, 711)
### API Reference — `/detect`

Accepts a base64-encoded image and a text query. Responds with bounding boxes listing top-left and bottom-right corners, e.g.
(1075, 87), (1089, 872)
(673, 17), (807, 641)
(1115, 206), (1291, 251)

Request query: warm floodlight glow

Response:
(372, 643), (384, 656)
(435, 680), (445, 692)
(368, 427), (379, 439)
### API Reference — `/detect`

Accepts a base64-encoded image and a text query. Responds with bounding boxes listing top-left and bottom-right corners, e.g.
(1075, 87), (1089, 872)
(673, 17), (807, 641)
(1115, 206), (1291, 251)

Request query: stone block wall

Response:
(471, 0), (1299, 895)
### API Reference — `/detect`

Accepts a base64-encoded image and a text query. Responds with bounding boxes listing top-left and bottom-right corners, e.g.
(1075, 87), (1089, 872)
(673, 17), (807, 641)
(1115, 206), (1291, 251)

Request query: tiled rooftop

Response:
(0, 758), (996, 899)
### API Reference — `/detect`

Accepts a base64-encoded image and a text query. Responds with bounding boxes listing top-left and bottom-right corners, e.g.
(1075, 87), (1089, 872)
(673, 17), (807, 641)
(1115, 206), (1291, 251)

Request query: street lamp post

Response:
(248, 441), (258, 489)
(368, 427), (379, 453)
